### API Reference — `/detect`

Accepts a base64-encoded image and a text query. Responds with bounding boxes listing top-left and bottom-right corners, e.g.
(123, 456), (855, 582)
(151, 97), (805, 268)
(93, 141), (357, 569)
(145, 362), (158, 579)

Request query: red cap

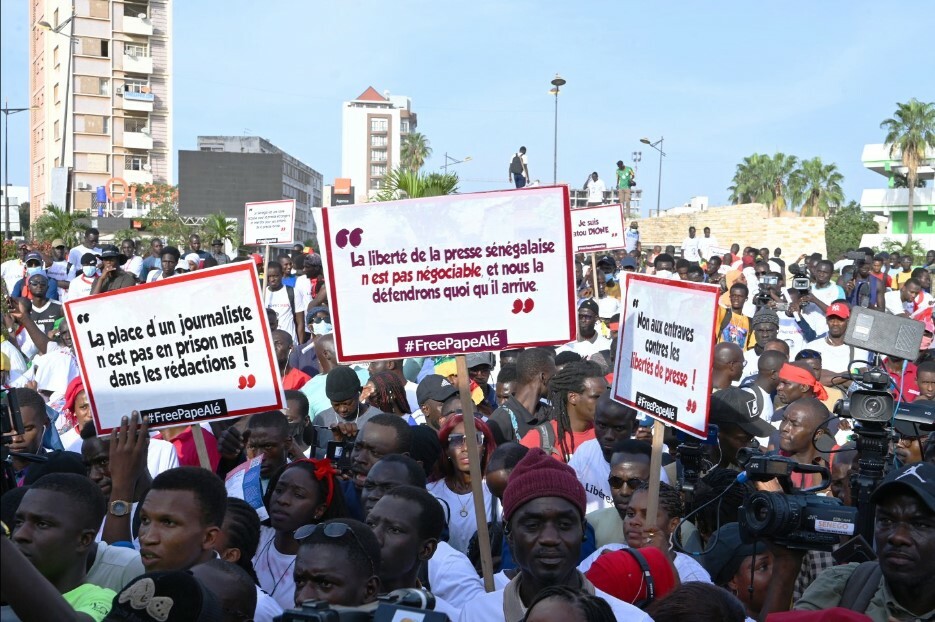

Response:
(826, 302), (850, 319)
(585, 547), (678, 605)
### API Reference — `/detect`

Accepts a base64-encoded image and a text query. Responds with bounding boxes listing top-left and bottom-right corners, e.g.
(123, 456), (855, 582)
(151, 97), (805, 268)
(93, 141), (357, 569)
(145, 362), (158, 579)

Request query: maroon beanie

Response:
(502, 447), (587, 522)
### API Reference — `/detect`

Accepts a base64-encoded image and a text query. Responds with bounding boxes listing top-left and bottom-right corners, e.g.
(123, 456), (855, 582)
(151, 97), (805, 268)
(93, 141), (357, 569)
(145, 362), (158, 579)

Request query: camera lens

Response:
(743, 492), (793, 537)
(864, 397), (884, 416)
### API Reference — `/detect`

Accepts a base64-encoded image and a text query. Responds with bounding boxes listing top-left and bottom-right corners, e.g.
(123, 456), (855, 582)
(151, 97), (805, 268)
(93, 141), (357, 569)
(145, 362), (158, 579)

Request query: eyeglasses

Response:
(308, 316), (329, 324)
(448, 432), (484, 448)
(608, 476), (646, 490)
(795, 349), (822, 360)
(294, 522), (376, 575)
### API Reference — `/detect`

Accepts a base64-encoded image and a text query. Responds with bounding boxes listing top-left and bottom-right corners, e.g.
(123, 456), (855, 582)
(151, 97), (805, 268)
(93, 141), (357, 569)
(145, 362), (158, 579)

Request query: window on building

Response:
(124, 2), (148, 18)
(80, 37), (109, 58)
(124, 117), (148, 133)
(125, 155), (147, 170)
(371, 179), (384, 190)
(123, 78), (149, 93)
(370, 118), (388, 132)
(53, 46), (59, 67)
(371, 149), (387, 162)
(53, 83), (60, 103)
(53, 8), (59, 27)
(87, 154), (108, 172)
(371, 134), (387, 147)
(370, 164), (387, 177)
(89, 0), (109, 18)
(125, 43), (148, 57)
(401, 120), (410, 133)
(54, 120), (60, 140)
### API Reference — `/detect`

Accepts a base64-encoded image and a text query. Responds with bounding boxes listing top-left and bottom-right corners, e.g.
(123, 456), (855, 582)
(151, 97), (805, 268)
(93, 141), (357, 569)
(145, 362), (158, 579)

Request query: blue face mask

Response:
(82, 265), (97, 277)
(26, 266), (44, 277)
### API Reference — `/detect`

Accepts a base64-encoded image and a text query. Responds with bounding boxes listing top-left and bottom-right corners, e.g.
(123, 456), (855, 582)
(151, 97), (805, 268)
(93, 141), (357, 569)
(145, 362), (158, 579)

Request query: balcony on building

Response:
(123, 154), (153, 185)
(862, 143), (935, 179)
(859, 187), (934, 214)
(123, 48), (153, 74)
(123, 127), (153, 150)
(122, 14), (154, 36)
(121, 86), (155, 112)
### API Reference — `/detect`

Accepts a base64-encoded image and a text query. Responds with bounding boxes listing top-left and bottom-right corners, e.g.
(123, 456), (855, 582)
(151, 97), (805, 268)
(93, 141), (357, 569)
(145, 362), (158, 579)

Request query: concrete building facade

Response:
(341, 87), (416, 200)
(28, 0), (172, 221)
(197, 136), (323, 243)
(860, 142), (935, 235)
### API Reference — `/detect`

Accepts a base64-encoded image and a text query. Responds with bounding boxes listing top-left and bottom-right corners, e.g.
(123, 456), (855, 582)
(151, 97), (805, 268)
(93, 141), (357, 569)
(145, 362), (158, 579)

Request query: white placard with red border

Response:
(611, 273), (719, 438)
(316, 186), (576, 363)
(571, 203), (626, 253)
(244, 199), (295, 245)
(64, 262), (284, 435)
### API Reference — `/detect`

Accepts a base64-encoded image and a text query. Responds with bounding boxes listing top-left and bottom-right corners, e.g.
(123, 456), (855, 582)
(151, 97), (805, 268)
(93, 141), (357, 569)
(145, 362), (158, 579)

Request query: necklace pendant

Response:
(460, 508), (469, 518)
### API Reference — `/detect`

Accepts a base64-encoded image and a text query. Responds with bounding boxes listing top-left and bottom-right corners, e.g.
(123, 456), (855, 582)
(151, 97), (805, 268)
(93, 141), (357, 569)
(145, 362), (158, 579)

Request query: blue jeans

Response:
(514, 174), (526, 188)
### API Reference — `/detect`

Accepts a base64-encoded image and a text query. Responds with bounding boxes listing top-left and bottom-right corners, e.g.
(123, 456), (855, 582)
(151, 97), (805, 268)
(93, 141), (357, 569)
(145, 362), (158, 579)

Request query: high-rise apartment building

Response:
(195, 136), (323, 243)
(28, 0), (172, 220)
(341, 87), (416, 200)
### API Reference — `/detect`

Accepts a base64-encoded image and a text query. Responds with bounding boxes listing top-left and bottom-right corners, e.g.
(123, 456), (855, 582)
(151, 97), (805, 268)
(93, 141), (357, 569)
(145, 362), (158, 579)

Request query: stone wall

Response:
(635, 203), (828, 262)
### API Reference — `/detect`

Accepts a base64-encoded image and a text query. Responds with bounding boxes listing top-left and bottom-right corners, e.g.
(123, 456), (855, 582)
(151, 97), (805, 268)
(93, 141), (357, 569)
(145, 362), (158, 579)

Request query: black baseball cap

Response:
(710, 388), (773, 437)
(416, 374), (458, 405)
(870, 462), (935, 512)
(700, 522), (768, 584)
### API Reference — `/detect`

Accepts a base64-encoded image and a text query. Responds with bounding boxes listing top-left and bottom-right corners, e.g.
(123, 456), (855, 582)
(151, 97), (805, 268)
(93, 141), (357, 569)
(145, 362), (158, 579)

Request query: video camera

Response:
(753, 275), (779, 308)
(277, 589), (449, 622)
(736, 448), (858, 551)
(787, 263), (811, 295)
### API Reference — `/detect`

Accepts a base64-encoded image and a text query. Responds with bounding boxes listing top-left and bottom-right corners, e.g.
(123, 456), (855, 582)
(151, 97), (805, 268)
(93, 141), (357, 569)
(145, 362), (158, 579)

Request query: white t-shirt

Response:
(68, 244), (102, 277)
(740, 347), (761, 384)
(557, 334), (612, 358)
(87, 541), (146, 593)
(253, 526), (297, 610)
(123, 255), (143, 280)
(578, 543), (712, 583)
(585, 178), (606, 203)
(254, 586), (283, 622)
(699, 236), (719, 262)
(624, 228), (640, 253)
(568, 440), (613, 514)
(264, 286), (297, 342)
(457, 581), (652, 622)
(67, 274), (96, 301)
(801, 283), (846, 337)
(428, 540), (486, 609)
(1, 258), (24, 292)
(427, 479), (495, 555)
(293, 275), (320, 315)
(804, 337), (871, 374)
(682, 237), (702, 262)
(48, 260), (71, 284)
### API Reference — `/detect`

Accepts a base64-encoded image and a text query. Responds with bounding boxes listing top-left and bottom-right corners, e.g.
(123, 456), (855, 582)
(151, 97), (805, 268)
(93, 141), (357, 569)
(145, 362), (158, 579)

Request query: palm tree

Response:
(400, 132), (432, 173)
(201, 212), (240, 248)
(789, 157), (845, 216)
(728, 153), (798, 216)
(32, 204), (90, 245)
(880, 98), (935, 243)
(374, 168), (459, 202)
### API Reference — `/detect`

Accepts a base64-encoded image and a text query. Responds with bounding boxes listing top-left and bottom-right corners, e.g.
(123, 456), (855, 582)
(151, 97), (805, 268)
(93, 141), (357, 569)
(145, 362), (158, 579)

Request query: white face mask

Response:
(26, 266), (44, 277)
(313, 322), (333, 336)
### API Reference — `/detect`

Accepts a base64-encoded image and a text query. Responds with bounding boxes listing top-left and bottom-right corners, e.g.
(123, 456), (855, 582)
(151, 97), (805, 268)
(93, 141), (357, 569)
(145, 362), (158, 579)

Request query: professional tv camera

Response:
(736, 448), (858, 551)
(276, 589), (449, 622)
(753, 274), (779, 308)
(787, 263), (811, 295)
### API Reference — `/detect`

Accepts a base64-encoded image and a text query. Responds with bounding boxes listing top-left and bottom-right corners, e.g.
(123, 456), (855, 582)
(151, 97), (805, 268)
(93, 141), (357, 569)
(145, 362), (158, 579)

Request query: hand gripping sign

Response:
(571, 203), (626, 253)
(65, 262), (284, 434)
(611, 274), (719, 438)
(317, 186), (576, 362)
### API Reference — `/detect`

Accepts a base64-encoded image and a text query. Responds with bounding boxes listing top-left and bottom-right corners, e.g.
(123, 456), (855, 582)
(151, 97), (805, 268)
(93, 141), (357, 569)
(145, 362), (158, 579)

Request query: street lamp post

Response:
(640, 137), (666, 217)
(442, 153), (472, 175)
(2, 103), (33, 240)
(37, 13), (76, 211)
(550, 74), (566, 185)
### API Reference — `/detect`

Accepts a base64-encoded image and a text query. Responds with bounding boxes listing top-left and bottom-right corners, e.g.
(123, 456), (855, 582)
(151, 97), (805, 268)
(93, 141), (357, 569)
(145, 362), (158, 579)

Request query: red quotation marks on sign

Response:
(685, 399), (698, 413)
(237, 375), (256, 390)
(335, 228), (363, 249)
(511, 298), (535, 314)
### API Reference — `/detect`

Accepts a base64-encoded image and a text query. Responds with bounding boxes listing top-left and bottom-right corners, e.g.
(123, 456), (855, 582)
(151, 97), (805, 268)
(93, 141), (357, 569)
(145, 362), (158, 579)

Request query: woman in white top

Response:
(252, 458), (348, 610)
(426, 414), (497, 555)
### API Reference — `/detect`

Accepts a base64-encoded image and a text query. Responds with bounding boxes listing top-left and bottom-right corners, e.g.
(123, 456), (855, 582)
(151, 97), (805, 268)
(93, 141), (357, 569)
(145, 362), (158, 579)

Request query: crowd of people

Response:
(0, 223), (933, 622)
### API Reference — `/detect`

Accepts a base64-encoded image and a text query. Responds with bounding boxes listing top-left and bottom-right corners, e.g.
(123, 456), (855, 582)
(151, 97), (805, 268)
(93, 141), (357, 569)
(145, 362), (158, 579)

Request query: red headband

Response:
(779, 364), (828, 401)
(288, 458), (337, 509)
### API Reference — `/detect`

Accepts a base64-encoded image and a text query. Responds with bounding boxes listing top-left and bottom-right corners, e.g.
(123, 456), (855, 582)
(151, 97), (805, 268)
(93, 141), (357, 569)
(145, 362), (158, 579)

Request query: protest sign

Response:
(225, 456), (268, 520)
(244, 199), (295, 245)
(611, 274), (719, 438)
(571, 203), (626, 253)
(65, 262), (284, 435)
(317, 186), (576, 362)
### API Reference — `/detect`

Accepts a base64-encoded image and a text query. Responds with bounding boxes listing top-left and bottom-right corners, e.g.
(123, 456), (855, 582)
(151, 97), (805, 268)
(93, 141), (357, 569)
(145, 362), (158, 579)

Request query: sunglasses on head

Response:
(294, 521), (376, 575)
(796, 349), (822, 360)
(448, 432), (484, 448)
(608, 476), (645, 490)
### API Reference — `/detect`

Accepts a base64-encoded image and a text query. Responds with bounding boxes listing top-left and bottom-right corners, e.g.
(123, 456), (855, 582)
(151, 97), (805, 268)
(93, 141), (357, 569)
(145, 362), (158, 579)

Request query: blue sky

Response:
(2, 1), (932, 217)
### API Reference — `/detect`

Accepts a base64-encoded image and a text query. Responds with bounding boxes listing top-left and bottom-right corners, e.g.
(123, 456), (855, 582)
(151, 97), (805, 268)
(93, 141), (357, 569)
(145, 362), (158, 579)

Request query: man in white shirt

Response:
(624, 221), (640, 253)
(558, 299), (610, 357)
(292, 252), (323, 316)
(583, 172), (606, 206)
(803, 302), (870, 387)
(46, 239), (71, 287)
(120, 239), (143, 281)
(1, 241), (29, 292)
(698, 226), (719, 263)
(459, 448), (651, 622)
(681, 226), (702, 265)
(263, 262), (301, 343)
(799, 259), (846, 337)
(66, 227), (101, 278)
(884, 277), (930, 316)
(65, 253), (100, 302)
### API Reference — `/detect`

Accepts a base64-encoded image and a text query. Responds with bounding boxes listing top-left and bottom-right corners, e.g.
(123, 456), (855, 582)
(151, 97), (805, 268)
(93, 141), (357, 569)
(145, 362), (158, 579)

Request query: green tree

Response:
(880, 98), (935, 243)
(18, 202), (30, 237)
(877, 238), (926, 264)
(32, 204), (90, 245)
(789, 157), (845, 216)
(141, 202), (192, 247)
(374, 168), (459, 202)
(400, 132), (432, 173)
(201, 212), (240, 248)
(825, 201), (878, 259)
(728, 152), (798, 216)
(892, 172), (927, 188)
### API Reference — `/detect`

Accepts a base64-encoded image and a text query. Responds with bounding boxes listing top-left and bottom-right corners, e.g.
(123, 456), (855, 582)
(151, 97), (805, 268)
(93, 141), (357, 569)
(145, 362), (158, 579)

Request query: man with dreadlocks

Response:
(363, 371), (414, 424)
(520, 361), (606, 463)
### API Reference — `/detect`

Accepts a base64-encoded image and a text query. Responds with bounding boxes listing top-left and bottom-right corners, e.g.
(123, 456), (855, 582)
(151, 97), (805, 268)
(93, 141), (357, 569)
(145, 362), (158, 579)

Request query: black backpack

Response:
(510, 153), (524, 175)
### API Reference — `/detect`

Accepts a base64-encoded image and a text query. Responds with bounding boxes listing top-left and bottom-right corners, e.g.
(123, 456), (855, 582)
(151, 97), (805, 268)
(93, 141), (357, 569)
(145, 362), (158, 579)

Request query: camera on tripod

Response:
(787, 263), (811, 294)
(277, 589), (449, 621)
(736, 448), (857, 551)
(833, 368), (894, 424)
